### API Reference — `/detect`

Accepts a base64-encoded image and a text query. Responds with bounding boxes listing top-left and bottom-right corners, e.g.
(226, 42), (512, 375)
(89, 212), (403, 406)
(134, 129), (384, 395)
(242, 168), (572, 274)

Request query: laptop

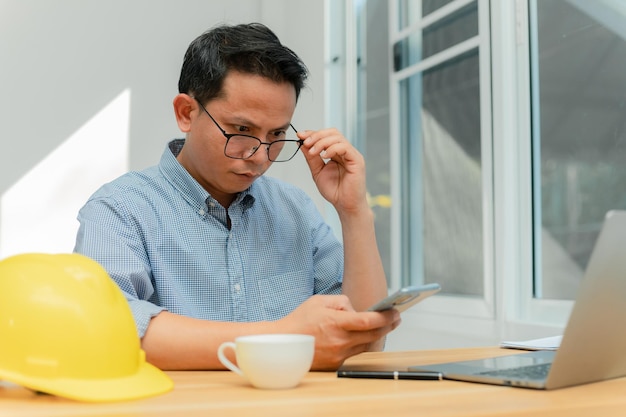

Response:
(408, 210), (626, 390)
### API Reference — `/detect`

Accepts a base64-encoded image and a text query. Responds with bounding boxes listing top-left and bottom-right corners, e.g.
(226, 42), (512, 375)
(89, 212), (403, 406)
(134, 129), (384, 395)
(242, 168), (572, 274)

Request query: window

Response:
(530, 0), (626, 300)
(330, 0), (626, 347)
(351, 0), (491, 300)
(355, 0), (494, 323)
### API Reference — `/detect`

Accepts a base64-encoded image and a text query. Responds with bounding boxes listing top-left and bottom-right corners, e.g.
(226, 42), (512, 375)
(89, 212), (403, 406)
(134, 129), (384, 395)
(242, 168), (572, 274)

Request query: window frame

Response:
(389, 0), (495, 321)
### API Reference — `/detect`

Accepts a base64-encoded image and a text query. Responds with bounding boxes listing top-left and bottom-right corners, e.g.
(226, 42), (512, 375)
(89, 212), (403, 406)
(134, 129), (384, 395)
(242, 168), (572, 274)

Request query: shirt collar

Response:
(160, 139), (255, 211)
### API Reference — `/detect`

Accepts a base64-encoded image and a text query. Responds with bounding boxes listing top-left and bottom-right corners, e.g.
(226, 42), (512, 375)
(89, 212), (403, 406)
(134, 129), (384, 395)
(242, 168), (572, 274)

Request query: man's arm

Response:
(338, 206), (388, 311)
(298, 128), (389, 332)
(142, 294), (399, 370)
(333, 208), (389, 352)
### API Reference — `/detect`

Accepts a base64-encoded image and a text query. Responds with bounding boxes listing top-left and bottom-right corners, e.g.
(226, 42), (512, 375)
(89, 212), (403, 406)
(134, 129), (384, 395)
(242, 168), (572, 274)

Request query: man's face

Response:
(176, 71), (297, 208)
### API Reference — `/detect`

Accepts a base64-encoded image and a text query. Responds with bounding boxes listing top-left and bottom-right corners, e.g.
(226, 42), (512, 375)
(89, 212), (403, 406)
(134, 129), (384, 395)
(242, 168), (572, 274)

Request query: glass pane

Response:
(401, 50), (484, 296)
(531, 0), (626, 299)
(423, 0), (455, 16)
(423, 1), (477, 58)
(394, 1), (478, 70)
(356, 0), (392, 284)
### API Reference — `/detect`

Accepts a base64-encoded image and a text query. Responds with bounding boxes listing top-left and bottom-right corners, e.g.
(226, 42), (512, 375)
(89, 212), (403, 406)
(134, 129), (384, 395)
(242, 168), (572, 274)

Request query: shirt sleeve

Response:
(74, 195), (165, 338)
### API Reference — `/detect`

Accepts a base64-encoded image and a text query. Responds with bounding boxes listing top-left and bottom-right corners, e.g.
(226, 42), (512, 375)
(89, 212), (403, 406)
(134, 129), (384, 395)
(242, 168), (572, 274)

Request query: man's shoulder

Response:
(89, 165), (163, 201)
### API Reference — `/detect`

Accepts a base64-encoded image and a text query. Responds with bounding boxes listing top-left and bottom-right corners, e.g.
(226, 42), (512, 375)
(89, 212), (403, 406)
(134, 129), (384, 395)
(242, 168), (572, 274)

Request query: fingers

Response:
(287, 295), (401, 370)
(296, 128), (367, 211)
(339, 308), (401, 332)
(347, 310), (401, 348)
(309, 295), (400, 330)
(319, 294), (356, 312)
(310, 295), (400, 335)
(298, 128), (362, 166)
(309, 311), (400, 371)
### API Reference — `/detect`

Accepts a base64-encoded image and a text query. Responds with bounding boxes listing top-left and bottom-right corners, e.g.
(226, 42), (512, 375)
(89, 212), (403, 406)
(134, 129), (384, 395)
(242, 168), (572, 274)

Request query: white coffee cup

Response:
(217, 334), (315, 389)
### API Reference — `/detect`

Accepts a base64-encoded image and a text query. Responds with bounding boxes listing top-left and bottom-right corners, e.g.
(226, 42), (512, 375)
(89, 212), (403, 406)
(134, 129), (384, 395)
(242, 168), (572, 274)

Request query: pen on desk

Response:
(337, 370), (443, 381)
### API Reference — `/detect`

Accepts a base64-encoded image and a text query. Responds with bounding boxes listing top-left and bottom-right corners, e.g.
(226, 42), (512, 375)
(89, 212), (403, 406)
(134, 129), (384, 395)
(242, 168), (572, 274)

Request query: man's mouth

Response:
(234, 172), (260, 179)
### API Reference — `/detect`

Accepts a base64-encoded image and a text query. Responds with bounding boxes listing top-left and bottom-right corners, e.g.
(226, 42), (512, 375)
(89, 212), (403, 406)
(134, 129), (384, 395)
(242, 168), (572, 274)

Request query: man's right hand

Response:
(277, 295), (401, 370)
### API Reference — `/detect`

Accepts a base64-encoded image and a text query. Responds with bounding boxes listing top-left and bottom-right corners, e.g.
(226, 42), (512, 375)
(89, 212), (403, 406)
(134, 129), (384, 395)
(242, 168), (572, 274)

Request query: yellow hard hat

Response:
(0, 253), (173, 402)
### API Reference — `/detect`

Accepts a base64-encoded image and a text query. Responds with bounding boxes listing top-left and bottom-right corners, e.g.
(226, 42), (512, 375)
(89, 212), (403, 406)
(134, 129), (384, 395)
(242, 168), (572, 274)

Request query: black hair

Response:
(178, 22), (309, 104)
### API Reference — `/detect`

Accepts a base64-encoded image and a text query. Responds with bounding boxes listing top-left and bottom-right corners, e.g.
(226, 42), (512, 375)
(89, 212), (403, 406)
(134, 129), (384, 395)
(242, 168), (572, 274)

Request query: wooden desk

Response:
(2, 347), (626, 417)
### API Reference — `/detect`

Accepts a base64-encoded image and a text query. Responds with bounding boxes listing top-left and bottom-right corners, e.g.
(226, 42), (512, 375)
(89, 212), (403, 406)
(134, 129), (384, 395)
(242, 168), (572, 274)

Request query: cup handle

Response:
(217, 342), (244, 376)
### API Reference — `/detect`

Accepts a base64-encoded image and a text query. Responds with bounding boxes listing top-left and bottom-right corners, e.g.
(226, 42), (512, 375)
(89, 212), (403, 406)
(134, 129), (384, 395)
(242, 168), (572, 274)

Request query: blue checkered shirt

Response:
(74, 139), (343, 337)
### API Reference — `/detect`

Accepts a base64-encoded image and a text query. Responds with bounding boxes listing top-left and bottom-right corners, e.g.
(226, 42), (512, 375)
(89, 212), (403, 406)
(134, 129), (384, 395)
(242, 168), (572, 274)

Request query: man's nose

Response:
(248, 142), (271, 162)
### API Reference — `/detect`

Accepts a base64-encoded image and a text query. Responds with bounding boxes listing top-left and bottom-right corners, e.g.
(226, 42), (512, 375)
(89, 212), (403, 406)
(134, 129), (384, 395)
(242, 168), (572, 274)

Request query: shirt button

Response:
(234, 283), (241, 292)
(198, 209), (205, 215)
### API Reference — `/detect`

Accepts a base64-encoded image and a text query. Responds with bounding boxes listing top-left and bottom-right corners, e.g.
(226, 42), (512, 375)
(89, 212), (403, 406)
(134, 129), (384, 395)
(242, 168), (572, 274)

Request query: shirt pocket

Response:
(257, 270), (313, 320)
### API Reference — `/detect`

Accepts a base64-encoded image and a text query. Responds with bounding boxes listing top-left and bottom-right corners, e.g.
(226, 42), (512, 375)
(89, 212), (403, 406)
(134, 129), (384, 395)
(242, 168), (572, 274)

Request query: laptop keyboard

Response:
(476, 363), (551, 380)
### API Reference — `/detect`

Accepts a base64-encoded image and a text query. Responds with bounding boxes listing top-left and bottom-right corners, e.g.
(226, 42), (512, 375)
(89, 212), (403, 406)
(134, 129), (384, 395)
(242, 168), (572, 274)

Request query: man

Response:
(74, 22), (399, 371)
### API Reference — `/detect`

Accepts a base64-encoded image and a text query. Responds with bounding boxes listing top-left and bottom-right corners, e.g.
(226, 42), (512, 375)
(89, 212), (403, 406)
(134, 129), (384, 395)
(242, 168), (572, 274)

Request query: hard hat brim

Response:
(0, 361), (173, 402)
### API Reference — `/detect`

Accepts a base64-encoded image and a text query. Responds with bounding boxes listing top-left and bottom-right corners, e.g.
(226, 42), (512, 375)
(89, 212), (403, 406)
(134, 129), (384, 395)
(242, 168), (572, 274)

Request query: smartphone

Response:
(368, 283), (441, 313)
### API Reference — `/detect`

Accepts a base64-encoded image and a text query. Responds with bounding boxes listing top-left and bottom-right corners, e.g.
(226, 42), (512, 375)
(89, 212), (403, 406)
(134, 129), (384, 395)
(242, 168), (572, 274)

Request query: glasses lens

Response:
(224, 136), (262, 159)
(268, 140), (302, 162)
(225, 136), (301, 162)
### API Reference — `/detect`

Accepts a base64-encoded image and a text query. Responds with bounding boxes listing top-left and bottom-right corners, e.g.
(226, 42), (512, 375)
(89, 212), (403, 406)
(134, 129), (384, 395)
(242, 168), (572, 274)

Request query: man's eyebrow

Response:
(227, 116), (291, 131)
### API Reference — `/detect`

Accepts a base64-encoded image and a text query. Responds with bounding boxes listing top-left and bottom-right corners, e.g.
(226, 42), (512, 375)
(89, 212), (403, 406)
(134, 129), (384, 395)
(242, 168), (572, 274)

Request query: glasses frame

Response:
(194, 98), (303, 162)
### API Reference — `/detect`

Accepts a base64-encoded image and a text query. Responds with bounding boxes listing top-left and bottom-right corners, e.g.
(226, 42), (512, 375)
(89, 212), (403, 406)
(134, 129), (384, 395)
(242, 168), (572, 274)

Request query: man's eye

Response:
(236, 125), (249, 133)
(272, 130), (287, 139)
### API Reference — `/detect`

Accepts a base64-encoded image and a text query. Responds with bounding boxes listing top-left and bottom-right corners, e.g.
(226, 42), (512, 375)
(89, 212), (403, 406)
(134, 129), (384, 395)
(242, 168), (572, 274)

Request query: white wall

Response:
(0, 0), (325, 257)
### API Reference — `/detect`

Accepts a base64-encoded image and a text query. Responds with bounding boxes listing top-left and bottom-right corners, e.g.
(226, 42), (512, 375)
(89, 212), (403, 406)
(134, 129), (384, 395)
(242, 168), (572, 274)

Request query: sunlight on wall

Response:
(0, 89), (131, 258)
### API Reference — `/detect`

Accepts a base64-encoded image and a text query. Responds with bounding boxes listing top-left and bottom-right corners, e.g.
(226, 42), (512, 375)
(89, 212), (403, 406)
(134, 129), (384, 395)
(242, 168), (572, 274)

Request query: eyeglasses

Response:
(195, 98), (303, 162)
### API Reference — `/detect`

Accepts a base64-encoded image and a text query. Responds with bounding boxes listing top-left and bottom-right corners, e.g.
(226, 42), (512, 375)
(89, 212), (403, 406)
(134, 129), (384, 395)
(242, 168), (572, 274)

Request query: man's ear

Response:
(173, 94), (195, 132)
